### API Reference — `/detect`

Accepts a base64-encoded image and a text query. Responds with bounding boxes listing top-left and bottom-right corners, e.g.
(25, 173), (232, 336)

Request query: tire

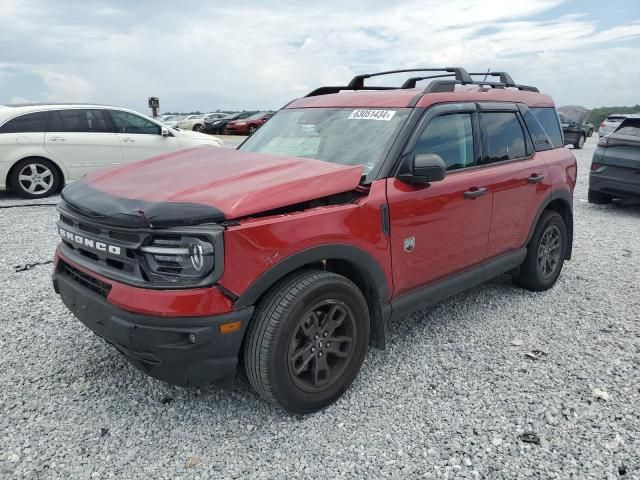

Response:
(9, 158), (62, 199)
(588, 189), (612, 205)
(193, 124), (202, 131)
(515, 211), (567, 292)
(244, 269), (370, 414)
(574, 134), (585, 149)
(587, 129), (593, 138)
(248, 125), (257, 135)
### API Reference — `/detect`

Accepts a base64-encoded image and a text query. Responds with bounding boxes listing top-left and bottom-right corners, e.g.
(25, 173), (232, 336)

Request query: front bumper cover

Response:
(53, 266), (254, 387)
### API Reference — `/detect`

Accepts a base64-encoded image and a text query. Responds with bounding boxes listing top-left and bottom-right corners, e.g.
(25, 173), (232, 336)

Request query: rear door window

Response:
(48, 109), (112, 133)
(0, 111), (48, 133)
(530, 107), (563, 147)
(480, 112), (527, 163)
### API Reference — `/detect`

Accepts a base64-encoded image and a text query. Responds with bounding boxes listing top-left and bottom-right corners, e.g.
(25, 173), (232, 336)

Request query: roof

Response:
(288, 86), (555, 109)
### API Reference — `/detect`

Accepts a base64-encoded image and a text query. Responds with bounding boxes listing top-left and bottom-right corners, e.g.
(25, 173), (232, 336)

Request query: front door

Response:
(108, 110), (179, 163)
(387, 104), (493, 297)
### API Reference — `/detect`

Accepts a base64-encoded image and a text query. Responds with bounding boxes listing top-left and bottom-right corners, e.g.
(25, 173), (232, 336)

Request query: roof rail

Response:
(305, 67), (472, 97)
(304, 68), (539, 97)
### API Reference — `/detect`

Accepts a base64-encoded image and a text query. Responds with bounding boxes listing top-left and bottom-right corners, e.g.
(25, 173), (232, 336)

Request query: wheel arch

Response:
(6, 155), (66, 193)
(234, 244), (391, 348)
(526, 189), (573, 260)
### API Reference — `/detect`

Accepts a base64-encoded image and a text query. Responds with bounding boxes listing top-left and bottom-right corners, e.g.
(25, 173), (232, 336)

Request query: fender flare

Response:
(233, 243), (391, 347)
(526, 188), (574, 259)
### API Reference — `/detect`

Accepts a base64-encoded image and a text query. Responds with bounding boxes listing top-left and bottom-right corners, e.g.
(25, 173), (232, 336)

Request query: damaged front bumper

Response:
(52, 257), (254, 387)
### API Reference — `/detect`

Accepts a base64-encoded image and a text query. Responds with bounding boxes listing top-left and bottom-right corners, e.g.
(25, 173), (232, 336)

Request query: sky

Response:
(0, 0), (639, 114)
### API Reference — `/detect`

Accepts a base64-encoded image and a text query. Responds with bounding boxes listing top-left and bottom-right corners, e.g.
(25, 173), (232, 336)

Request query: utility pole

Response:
(148, 97), (160, 118)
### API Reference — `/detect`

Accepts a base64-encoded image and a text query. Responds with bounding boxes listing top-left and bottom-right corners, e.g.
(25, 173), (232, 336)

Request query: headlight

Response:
(140, 235), (215, 282)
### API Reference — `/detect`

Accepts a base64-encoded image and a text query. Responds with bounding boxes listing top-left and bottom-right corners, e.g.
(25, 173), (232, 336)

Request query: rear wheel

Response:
(244, 270), (370, 413)
(248, 125), (257, 135)
(574, 134), (585, 149)
(193, 124), (202, 131)
(515, 211), (567, 291)
(588, 189), (613, 205)
(9, 158), (61, 198)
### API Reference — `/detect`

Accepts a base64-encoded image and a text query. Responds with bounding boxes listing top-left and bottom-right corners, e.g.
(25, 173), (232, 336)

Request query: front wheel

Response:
(244, 270), (370, 414)
(9, 158), (61, 198)
(515, 211), (567, 291)
(193, 124), (202, 131)
(574, 134), (585, 149)
(248, 125), (257, 135)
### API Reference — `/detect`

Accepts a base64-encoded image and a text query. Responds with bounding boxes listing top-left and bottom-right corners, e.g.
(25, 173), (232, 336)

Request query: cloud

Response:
(0, 0), (638, 111)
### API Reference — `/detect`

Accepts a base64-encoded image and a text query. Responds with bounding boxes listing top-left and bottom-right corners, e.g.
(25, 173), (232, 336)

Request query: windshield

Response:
(239, 107), (410, 180)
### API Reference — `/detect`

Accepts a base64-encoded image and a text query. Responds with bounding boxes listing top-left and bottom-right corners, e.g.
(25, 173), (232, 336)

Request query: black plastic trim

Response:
(390, 248), (526, 320)
(526, 188), (574, 260)
(53, 268), (254, 387)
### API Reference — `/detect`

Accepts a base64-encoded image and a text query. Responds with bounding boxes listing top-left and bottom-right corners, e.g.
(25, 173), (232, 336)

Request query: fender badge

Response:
(404, 237), (415, 252)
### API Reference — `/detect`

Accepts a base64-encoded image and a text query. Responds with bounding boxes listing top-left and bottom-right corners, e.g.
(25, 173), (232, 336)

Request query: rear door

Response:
(479, 104), (551, 258)
(45, 109), (123, 180)
(387, 103), (493, 296)
(108, 110), (179, 163)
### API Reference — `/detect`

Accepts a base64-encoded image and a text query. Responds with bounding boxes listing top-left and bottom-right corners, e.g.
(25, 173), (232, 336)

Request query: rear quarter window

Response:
(0, 111), (48, 134)
(614, 119), (640, 137)
(530, 107), (563, 148)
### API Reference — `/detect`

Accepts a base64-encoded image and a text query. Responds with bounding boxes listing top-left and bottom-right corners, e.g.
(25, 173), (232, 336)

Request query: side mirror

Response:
(398, 153), (446, 184)
(161, 126), (170, 137)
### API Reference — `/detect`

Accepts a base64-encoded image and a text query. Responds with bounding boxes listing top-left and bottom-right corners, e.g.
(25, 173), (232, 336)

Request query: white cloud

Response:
(0, 0), (638, 111)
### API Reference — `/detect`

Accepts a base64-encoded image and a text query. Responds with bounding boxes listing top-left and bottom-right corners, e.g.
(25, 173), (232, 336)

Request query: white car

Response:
(598, 114), (639, 137)
(176, 114), (208, 131)
(0, 104), (223, 198)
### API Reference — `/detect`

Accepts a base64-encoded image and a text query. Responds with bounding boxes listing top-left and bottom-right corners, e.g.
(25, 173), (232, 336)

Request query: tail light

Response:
(590, 163), (601, 171)
(599, 122), (605, 128)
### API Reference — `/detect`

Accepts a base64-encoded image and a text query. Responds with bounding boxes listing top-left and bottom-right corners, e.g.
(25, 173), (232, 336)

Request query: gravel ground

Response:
(0, 135), (638, 479)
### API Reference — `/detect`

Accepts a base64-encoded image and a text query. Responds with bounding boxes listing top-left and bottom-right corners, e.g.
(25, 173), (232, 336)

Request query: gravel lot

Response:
(1, 135), (638, 479)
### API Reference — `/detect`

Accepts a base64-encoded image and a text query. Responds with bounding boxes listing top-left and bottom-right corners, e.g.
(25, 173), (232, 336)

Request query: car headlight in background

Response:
(140, 235), (215, 282)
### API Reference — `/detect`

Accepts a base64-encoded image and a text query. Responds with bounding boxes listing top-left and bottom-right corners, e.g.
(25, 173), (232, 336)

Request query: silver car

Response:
(598, 114), (637, 137)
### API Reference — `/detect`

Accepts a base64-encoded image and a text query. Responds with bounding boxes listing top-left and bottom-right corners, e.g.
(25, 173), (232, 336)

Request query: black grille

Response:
(59, 261), (111, 298)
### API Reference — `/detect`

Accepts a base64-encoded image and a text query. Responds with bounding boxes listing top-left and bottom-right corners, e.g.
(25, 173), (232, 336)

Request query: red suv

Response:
(224, 111), (273, 135)
(52, 68), (576, 413)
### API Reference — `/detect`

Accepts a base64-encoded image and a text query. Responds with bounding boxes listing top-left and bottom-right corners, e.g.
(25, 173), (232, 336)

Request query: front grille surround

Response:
(56, 203), (224, 289)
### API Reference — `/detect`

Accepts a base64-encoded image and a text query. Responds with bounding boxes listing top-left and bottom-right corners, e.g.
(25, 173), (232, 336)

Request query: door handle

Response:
(49, 136), (66, 142)
(527, 174), (545, 184)
(463, 187), (488, 199)
(121, 137), (135, 143)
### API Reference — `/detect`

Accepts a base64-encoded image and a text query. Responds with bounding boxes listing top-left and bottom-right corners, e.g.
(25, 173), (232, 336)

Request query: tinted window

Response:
(414, 113), (474, 171)
(110, 110), (160, 135)
(615, 119), (640, 137)
(0, 111), (47, 133)
(520, 108), (552, 151)
(481, 112), (527, 163)
(531, 107), (563, 148)
(49, 109), (112, 133)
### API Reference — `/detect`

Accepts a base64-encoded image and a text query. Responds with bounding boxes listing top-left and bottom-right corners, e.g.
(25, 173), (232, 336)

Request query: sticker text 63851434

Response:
(348, 110), (396, 121)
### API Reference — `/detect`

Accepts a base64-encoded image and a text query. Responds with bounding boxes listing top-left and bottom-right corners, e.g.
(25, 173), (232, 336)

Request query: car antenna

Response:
(483, 68), (490, 82)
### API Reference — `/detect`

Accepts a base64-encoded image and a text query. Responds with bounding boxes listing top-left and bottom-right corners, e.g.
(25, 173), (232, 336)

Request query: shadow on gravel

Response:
(586, 199), (640, 219)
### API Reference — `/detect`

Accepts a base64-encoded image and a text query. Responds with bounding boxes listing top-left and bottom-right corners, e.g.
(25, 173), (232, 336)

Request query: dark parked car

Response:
(589, 117), (640, 204)
(558, 106), (590, 149)
(201, 111), (258, 134)
(225, 111), (273, 135)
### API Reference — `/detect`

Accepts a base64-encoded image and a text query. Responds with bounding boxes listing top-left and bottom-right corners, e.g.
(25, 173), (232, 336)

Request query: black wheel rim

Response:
(287, 300), (356, 393)
(537, 224), (562, 279)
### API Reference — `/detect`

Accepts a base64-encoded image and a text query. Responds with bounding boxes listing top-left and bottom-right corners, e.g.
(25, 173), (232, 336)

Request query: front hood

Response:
(60, 148), (363, 228)
(173, 128), (222, 145)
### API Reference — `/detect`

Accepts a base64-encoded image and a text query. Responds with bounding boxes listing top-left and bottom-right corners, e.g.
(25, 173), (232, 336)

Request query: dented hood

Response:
(60, 147), (363, 228)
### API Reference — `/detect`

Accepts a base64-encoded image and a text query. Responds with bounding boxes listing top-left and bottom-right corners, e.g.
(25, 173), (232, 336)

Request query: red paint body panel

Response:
(386, 171), (493, 296)
(82, 148), (363, 220)
(55, 248), (234, 316)
(484, 155), (552, 258)
(225, 115), (271, 135)
(218, 180), (393, 299)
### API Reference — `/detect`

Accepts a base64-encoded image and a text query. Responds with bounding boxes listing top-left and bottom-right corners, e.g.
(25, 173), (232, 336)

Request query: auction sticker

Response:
(348, 109), (396, 121)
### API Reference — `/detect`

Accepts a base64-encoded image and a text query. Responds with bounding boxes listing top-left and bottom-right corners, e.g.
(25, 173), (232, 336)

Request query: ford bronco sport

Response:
(52, 68), (576, 413)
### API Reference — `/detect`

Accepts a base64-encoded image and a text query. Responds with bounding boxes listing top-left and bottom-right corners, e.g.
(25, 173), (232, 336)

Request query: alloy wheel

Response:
(537, 224), (562, 279)
(288, 300), (356, 393)
(18, 163), (54, 195)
